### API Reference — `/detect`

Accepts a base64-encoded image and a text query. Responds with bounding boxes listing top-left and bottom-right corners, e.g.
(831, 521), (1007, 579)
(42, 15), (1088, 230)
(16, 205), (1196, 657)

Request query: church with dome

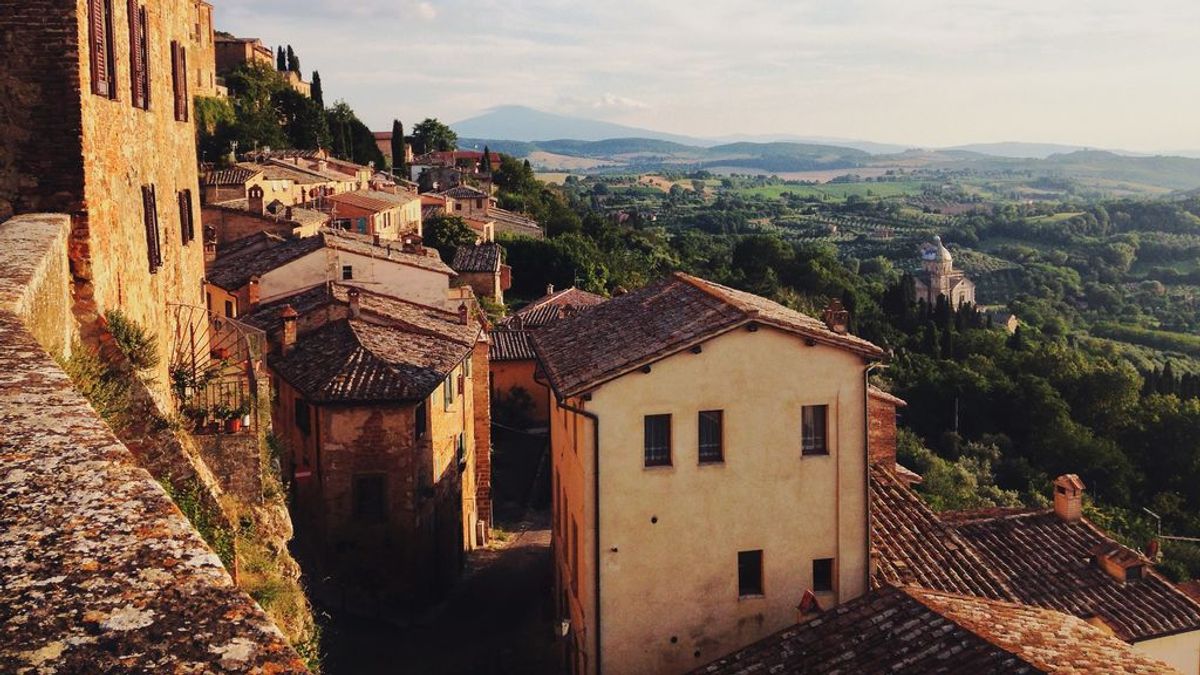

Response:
(914, 235), (976, 307)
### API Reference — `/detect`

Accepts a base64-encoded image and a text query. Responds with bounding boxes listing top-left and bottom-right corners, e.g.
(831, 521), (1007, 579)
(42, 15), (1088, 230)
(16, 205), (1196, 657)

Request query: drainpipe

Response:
(558, 397), (602, 675)
(863, 361), (882, 592)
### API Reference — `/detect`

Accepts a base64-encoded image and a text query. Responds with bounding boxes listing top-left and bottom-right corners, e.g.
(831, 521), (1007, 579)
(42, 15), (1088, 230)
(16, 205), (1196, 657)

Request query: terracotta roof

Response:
(489, 207), (543, 238)
(695, 585), (1178, 675)
(531, 273), (884, 398)
(437, 185), (489, 199)
(951, 510), (1200, 642)
(452, 243), (502, 273)
(206, 198), (329, 229)
(513, 287), (607, 328)
(207, 230), (452, 291)
(206, 234), (325, 291)
(267, 288), (480, 404)
(868, 384), (908, 407)
(203, 166), (262, 186)
(240, 160), (332, 185)
(1179, 581), (1200, 604)
(327, 189), (419, 213)
(871, 465), (1016, 600)
(490, 329), (536, 362)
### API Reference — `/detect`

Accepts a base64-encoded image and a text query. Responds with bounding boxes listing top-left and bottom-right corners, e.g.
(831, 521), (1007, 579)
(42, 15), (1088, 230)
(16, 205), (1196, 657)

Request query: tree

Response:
(411, 118), (457, 154)
(285, 45), (300, 73)
(391, 119), (406, 176)
(423, 215), (478, 263)
(480, 145), (492, 174)
(310, 71), (324, 108)
(276, 46), (286, 71)
(325, 101), (386, 167)
(274, 88), (330, 150)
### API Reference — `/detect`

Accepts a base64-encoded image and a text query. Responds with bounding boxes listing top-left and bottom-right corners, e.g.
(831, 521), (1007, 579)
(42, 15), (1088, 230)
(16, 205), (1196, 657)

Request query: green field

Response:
(733, 181), (930, 201)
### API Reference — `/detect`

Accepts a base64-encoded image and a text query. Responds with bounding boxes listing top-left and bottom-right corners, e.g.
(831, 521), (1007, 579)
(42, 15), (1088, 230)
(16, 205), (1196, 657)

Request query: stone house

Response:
(328, 190), (423, 240)
(190, 1), (221, 97)
(243, 284), (491, 606)
(432, 185), (543, 239)
(489, 286), (606, 427)
(205, 229), (454, 315)
(0, 0), (209, 389)
(531, 273), (885, 675)
(914, 235), (976, 308)
(451, 243), (510, 305)
(213, 34), (273, 74)
(201, 197), (328, 246)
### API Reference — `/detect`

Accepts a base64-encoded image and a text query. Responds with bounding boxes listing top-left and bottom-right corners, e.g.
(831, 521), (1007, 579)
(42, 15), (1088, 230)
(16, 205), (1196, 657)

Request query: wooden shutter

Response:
(171, 41), (190, 122)
(143, 185), (162, 272)
(89, 0), (112, 97)
(139, 7), (150, 108)
(127, 0), (144, 108)
(170, 41), (182, 120)
(178, 189), (194, 245)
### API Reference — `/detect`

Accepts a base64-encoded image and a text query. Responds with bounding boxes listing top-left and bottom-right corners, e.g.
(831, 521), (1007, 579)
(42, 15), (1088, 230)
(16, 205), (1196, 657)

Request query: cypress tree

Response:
(391, 119), (406, 176)
(276, 46), (286, 71)
(286, 45), (300, 73)
(311, 71), (324, 108)
(481, 145), (492, 174)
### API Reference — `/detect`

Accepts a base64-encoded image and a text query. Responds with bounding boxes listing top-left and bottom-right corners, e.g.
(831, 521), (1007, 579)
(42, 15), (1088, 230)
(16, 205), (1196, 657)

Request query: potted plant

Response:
(181, 402), (209, 433)
(212, 401), (235, 433)
(224, 401), (250, 433)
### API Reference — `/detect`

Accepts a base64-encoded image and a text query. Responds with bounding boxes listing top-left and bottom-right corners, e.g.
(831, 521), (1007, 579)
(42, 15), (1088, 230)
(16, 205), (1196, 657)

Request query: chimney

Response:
(280, 305), (298, 355)
(546, 283), (555, 296)
(247, 275), (261, 310)
(458, 302), (470, 326)
(247, 185), (265, 215)
(823, 299), (850, 334)
(204, 241), (218, 265)
(318, 160), (328, 173)
(285, 206), (293, 221)
(347, 287), (361, 319)
(1053, 474), (1085, 522)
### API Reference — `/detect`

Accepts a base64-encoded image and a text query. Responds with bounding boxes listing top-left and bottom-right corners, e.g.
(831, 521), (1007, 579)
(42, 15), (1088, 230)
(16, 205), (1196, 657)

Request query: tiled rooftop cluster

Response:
(0, 214), (304, 672)
(489, 286), (605, 362)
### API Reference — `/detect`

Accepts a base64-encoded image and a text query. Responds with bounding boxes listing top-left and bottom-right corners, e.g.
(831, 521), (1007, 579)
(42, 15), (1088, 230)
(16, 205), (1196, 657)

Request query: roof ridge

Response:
(669, 272), (758, 319)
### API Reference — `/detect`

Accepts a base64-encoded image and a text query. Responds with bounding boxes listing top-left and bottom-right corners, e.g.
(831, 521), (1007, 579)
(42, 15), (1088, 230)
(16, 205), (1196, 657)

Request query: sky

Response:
(213, 0), (1200, 152)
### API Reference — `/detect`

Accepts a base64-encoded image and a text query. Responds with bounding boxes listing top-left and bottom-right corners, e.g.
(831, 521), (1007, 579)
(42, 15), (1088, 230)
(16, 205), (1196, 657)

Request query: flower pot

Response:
(225, 418), (243, 433)
(208, 421), (221, 434)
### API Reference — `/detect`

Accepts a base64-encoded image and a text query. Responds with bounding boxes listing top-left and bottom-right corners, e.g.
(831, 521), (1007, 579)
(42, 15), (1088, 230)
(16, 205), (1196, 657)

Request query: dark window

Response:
(352, 475), (386, 522)
(644, 414), (672, 467)
(571, 517), (579, 595)
(414, 399), (427, 441)
(813, 558), (834, 592)
(128, 0), (149, 109)
(456, 433), (467, 471)
(294, 399), (311, 434)
(341, 265), (353, 280)
(698, 410), (724, 463)
(89, 0), (115, 98)
(802, 405), (828, 456)
(443, 373), (455, 410)
(224, 300), (234, 318)
(141, 185), (161, 272)
(475, 199), (483, 208)
(738, 550), (763, 596)
(170, 41), (189, 122)
(178, 189), (194, 244)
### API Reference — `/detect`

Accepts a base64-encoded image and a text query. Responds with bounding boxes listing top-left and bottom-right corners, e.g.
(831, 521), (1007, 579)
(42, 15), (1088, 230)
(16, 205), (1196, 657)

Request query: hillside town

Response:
(1, 2), (1200, 675)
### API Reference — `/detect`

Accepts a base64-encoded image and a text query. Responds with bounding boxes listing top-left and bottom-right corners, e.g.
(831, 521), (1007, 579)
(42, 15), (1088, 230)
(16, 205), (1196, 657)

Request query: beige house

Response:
(531, 273), (885, 675)
(328, 189), (423, 240)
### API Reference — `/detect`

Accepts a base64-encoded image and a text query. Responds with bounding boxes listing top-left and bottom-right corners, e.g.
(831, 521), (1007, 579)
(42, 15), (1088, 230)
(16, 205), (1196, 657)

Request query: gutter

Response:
(864, 361), (883, 592)
(558, 397), (603, 675)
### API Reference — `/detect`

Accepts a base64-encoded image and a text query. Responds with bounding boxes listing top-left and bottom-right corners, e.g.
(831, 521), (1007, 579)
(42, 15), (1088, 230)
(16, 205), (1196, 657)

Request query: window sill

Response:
(802, 452), (831, 458)
(698, 460), (725, 466)
(643, 463), (673, 471)
(738, 593), (765, 601)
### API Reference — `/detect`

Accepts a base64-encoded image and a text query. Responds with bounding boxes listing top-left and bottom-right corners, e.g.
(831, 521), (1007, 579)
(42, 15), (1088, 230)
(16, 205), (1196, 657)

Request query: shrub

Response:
(105, 310), (160, 371)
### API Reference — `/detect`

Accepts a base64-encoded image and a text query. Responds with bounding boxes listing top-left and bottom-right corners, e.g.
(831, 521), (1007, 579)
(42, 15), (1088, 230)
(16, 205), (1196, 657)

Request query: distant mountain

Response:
(452, 106), (712, 146)
(946, 142), (1145, 159)
(716, 134), (909, 155)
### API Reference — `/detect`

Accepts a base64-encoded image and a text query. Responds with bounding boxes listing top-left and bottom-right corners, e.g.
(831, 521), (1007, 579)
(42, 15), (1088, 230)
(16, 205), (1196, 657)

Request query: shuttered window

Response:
(802, 405), (829, 456)
(89, 0), (115, 98)
(644, 414), (672, 467)
(177, 189), (194, 244)
(141, 185), (162, 272)
(171, 41), (189, 122)
(128, 1), (149, 109)
(698, 410), (724, 463)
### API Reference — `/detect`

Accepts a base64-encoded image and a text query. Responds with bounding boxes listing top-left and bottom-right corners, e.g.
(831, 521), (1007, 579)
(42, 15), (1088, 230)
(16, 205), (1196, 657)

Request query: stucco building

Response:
(531, 273), (885, 675)
(914, 235), (976, 307)
(451, 243), (510, 305)
(241, 284), (490, 607)
(328, 189), (423, 240)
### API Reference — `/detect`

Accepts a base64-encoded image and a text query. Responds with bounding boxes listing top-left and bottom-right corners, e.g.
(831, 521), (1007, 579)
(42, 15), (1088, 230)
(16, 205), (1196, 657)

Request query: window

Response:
(333, 218), (351, 231)
(127, 1), (149, 109)
(177, 189), (194, 244)
(341, 265), (353, 280)
(455, 203), (462, 211)
(170, 41), (189, 122)
(698, 410), (724, 463)
(443, 372), (455, 410)
(356, 217), (367, 234)
(352, 475), (386, 522)
(88, 0), (115, 98)
(643, 414), (672, 467)
(414, 399), (427, 442)
(294, 399), (311, 435)
(463, 354), (472, 378)
(141, 185), (162, 272)
(738, 550), (763, 597)
(813, 558), (834, 592)
(802, 405), (829, 456)
(456, 433), (467, 471)
(475, 199), (483, 209)
(223, 300), (234, 318)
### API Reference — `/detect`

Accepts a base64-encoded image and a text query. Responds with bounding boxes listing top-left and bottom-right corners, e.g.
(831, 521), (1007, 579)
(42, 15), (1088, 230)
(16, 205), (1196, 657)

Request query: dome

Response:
(922, 235), (953, 264)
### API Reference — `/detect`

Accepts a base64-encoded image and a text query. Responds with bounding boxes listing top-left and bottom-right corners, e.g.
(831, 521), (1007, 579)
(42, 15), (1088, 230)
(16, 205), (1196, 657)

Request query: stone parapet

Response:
(0, 214), (306, 672)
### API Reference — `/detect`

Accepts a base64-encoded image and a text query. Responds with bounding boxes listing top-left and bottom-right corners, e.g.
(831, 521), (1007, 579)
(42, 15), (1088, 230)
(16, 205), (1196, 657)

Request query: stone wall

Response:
(0, 213), (306, 672)
(472, 340), (493, 534)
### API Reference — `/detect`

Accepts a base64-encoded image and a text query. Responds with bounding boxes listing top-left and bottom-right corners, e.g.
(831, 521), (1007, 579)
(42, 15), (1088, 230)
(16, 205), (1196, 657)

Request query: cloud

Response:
(593, 93), (650, 111)
(415, 2), (436, 20)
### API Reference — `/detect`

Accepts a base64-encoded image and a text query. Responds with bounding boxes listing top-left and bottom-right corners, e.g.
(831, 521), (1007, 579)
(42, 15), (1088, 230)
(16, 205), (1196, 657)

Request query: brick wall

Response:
(868, 389), (905, 467)
(472, 340), (493, 534)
